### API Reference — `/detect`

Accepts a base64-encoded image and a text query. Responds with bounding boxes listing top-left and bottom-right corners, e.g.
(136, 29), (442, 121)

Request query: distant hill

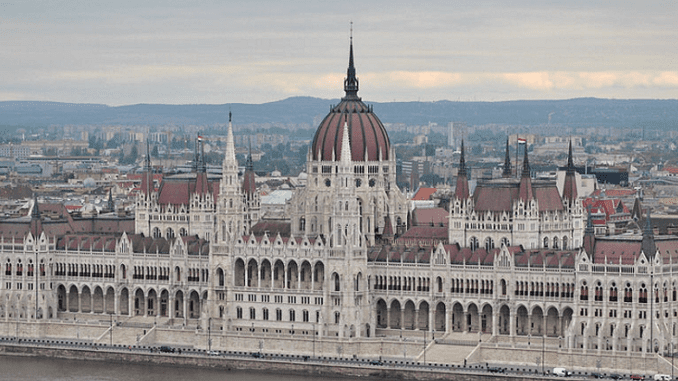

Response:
(2, 97), (678, 129)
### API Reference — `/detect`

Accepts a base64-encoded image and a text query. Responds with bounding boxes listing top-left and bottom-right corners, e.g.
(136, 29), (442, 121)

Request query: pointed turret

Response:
(30, 194), (42, 238)
(340, 115), (352, 163)
(454, 140), (469, 200)
(140, 139), (153, 199)
(502, 137), (512, 178)
(224, 112), (237, 169)
(107, 189), (115, 212)
(343, 26), (360, 100)
(242, 137), (256, 198)
(583, 206), (595, 256)
(641, 209), (656, 259)
(562, 140), (578, 202)
(519, 145), (533, 201)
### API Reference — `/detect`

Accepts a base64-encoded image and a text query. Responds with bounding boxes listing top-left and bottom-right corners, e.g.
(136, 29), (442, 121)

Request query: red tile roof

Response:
(412, 208), (448, 227)
(412, 188), (437, 201)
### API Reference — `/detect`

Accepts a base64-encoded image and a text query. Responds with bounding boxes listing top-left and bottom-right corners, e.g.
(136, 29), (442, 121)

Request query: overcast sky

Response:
(2, 0), (677, 105)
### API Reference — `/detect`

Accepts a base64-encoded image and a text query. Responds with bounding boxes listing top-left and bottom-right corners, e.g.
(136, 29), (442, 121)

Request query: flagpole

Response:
(515, 135), (519, 178)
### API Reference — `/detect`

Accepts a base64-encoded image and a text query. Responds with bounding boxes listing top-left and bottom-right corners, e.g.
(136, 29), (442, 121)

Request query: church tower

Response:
(217, 112), (245, 242)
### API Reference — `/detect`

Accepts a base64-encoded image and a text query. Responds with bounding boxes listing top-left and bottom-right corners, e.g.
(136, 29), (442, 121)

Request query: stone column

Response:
(445, 303), (450, 333)
(386, 307), (391, 329)
(78, 291), (82, 313)
(510, 309), (516, 336)
(415, 308), (420, 330)
(492, 309), (499, 336)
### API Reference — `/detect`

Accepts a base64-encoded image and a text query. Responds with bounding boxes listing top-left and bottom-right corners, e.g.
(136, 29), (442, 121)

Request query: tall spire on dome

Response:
(502, 137), (512, 178)
(343, 22), (360, 100)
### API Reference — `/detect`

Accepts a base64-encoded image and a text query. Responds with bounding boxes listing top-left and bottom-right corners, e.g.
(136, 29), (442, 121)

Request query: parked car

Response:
(159, 346), (175, 353)
(609, 375), (623, 380)
(630, 375), (645, 380)
(653, 375), (671, 381)
(553, 367), (571, 377)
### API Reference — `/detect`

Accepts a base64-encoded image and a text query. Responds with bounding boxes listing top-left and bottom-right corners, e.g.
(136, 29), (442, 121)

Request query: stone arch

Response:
(481, 304), (493, 334)
(389, 299), (402, 329)
(434, 302), (446, 331)
(119, 287), (129, 316)
(404, 300), (416, 330)
(418, 301), (429, 330)
(134, 288), (145, 316)
(499, 305), (510, 335)
(68, 285), (79, 312)
(452, 302), (464, 332)
(188, 290), (200, 318)
(313, 261), (324, 291)
(546, 306), (559, 337)
(247, 258), (258, 287)
(159, 289), (169, 317)
(300, 260), (312, 290)
(260, 260), (272, 289)
(174, 290), (184, 318)
(273, 260), (285, 289)
(234, 258), (245, 287)
(516, 304), (529, 335)
(217, 267), (225, 287)
(92, 286), (104, 313)
(376, 299), (387, 328)
(57, 284), (67, 312)
(147, 289), (158, 316)
(105, 287), (115, 314)
(286, 260), (298, 289)
(531, 305), (544, 335)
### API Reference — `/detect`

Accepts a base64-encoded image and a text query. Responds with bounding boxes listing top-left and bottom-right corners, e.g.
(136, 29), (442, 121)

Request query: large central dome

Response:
(311, 41), (390, 162)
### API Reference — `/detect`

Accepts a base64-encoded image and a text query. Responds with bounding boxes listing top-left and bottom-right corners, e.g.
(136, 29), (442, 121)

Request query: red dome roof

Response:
(310, 41), (390, 162)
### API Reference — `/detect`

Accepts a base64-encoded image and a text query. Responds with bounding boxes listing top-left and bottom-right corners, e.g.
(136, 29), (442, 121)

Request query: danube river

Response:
(0, 355), (348, 381)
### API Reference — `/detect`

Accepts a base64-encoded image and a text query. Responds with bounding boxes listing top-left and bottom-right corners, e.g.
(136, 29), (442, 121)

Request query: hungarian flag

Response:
(517, 138), (527, 144)
(198, 136), (203, 141)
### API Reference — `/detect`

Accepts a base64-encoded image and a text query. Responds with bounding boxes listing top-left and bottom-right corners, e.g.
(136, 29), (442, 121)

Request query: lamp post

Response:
(542, 333), (545, 375)
(424, 329), (428, 365)
(671, 343), (674, 380)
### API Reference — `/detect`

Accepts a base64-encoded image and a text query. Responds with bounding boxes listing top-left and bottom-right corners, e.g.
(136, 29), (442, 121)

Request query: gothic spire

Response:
(642, 209), (656, 258)
(502, 137), (512, 178)
(454, 140), (469, 200)
(31, 193), (40, 220)
(107, 188), (115, 212)
(563, 139), (578, 202)
(567, 139), (575, 173)
(343, 23), (359, 100)
(521, 143), (530, 178)
(458, 140), (467, 177)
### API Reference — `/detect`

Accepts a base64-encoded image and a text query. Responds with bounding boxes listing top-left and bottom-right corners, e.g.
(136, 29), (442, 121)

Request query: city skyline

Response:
(2, 0), (678, 106)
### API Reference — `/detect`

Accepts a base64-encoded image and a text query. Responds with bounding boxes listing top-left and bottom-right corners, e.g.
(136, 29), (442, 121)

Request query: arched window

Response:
(152, 227), (161, 238)
(470, 237), (479, 251)
(166, 228), (175, 239)
(333, 273), (341, 292)
(484, 237), (494, 251)
(299, 217), (305, 232)
(543, 237), (549, 248)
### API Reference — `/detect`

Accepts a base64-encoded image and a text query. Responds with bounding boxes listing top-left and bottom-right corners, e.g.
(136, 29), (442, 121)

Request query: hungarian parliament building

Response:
(1, 41), (677, 357)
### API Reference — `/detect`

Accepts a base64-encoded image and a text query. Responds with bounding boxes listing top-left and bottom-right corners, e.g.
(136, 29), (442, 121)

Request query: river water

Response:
(0, 355), (348, 381)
